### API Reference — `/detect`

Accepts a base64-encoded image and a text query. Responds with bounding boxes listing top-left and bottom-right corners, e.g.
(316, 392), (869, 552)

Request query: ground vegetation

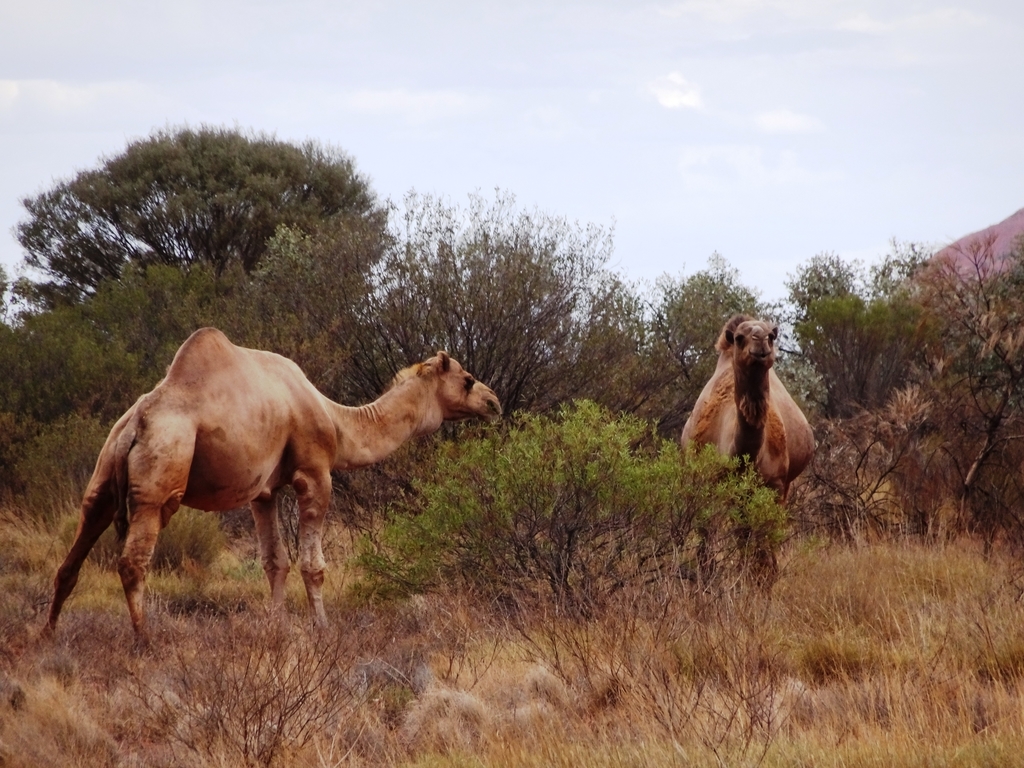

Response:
(4, 128), (1024, 764)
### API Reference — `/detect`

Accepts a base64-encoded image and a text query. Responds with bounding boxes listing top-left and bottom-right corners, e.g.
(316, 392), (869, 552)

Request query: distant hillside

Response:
(934, 207), (1024, 265)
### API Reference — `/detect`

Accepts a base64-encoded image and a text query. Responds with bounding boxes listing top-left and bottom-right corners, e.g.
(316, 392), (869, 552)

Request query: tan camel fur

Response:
(46, 328), (502, 639)
(681, 315), (814, 502)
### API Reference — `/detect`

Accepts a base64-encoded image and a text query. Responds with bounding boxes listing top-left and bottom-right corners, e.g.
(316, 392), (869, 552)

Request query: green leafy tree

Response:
(0, 266), (10, 325)
(785, 251), (860, 324)
(16, 126), (380, 306)
(344, 190), (643, 414)
(794, 294), (926, 418)
(919, 237), (1024, 544)
(0, 305), (137, 425)
(0, 262), (248, 500)
(239, 216), (388, 402)
(787, 244), (930, 418)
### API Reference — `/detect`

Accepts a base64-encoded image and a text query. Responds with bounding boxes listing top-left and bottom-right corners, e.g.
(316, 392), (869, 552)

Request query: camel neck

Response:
(733, 361), (771, 430)
(321, 381), (442, 470)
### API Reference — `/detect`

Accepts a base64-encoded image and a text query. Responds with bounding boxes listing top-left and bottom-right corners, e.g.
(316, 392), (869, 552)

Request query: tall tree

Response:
(344, 190), (629, 414)
(786, 245), (929, 418)
(16, 126), (380, 306)
(919, 237), (1024, 543)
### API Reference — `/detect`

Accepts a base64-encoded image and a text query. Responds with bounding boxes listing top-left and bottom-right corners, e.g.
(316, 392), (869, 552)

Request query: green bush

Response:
(14, 413), (109, 523)
(152, 508), (226, 571)
(356, 401), (785, 612)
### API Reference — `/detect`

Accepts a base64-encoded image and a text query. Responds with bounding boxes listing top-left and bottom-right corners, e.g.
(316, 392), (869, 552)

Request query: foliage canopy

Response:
(16, 126), (380, 306)
(357, 401), (785, 610)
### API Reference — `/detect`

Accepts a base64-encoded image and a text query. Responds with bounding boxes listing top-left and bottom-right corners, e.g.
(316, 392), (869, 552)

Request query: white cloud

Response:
(650, 72), (703, 110)
(659, 0), (763, 23)
(658, 0), (821, 24)
(839, 7), (987, 35)
(520, 105), (576, 139)
(837, 12), (892, 34)
(755, 108), (822, 133)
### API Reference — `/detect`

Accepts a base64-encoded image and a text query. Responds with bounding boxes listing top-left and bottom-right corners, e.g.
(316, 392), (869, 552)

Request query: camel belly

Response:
(182, 473), (267, 511)
(181, 431), (285, 511)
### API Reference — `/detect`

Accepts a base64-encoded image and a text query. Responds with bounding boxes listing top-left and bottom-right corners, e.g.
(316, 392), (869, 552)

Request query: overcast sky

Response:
(1, 0), (1021, 300)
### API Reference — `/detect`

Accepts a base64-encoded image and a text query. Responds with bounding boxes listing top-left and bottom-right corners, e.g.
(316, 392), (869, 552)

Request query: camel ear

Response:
(724, 330), (735, 346)
(437, 351), (451, 372)
(770, 326), (779, 341)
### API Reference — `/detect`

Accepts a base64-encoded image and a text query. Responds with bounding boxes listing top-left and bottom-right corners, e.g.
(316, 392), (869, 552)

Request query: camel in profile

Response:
(45, 328), (502, 640)
(681, 315), (814, 502)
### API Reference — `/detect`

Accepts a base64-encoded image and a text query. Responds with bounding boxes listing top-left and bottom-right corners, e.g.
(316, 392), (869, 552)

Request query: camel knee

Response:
(301, 566), (325, 590)
(117, 555), (152, 636)
(261, 557), (291, 607)
(300, 566), (328, 627)
(46, 551), (92, 631)
(262, 556), (290, 581)
(49, 565), (79, 613)
(117, 555), (148, 593)
(259, 539), (290, 572)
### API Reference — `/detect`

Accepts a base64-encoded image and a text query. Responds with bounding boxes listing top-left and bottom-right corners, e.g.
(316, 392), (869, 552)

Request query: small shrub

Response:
(133, 616), (370, 767)
(0, 677), (119, 768)
(153, 508), (225, 572)
(357, 401), (785, 611)
(13, 413), (108, 524)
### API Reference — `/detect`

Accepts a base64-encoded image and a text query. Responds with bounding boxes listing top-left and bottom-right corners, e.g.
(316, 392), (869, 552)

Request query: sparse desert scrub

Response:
(6, 500), (1024, 766)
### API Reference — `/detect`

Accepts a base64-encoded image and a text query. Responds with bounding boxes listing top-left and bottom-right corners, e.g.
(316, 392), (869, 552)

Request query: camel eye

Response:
(464, 377), (475, 392)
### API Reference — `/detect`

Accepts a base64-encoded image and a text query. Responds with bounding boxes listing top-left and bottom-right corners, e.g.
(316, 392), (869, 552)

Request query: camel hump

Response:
(162, 327), (246, 385)
(170, 327), (234, 363)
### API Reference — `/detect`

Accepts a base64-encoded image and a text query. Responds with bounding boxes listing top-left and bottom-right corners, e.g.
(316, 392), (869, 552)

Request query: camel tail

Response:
(112, 426), (138, 544)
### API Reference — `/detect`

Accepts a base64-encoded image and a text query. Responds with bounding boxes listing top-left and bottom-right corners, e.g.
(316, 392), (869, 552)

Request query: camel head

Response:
(434, 351), (503, 422)
(397, 351), (502, 423)
(720, 315), (779, 370)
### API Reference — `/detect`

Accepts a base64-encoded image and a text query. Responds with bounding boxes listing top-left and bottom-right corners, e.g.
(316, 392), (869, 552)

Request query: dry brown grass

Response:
(4, 506), (1024, 767)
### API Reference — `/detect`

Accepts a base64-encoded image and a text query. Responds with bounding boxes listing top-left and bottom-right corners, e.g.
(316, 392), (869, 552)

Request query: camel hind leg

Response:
(45, 483), (117, 634)
(250, 492), (291, 613)
(115, 424), (193, 641)
(117, 492), (183, 640)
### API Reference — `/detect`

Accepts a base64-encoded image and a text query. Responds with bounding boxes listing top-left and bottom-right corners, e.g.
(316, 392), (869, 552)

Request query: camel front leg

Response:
(293, 470), (331, 627)
(250, 493), (290, 614)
